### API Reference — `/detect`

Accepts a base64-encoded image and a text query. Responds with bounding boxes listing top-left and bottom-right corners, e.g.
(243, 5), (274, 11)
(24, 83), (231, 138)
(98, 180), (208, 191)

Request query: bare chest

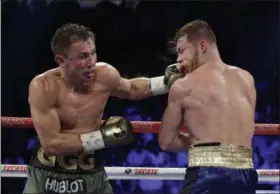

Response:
(57, 90), (109, 130)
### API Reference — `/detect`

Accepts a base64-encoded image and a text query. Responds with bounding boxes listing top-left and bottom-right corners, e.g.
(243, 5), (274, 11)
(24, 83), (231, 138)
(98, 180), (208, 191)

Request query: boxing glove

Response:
(163, 63), (185, 89)
(149, 63), (185, 95)
(80, 117), (134, 153)
(100, 116), (134, 147)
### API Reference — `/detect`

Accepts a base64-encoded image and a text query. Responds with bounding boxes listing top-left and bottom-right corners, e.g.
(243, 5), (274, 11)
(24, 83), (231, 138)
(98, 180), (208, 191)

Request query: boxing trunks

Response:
(180, 142), (258, 194)
(23, 144), (113, 194)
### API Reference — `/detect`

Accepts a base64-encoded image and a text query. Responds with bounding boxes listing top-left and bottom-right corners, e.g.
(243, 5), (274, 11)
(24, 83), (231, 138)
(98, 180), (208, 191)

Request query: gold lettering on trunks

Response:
(78, 153), (95, 170)
(57, 154), (79, 170)
(37, 147), (55, 167)
(37, 147), (95, 170)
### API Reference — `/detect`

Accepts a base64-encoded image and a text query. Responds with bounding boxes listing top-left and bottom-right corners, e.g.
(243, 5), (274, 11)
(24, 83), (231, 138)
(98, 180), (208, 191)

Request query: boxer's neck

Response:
(199, 46), (222, 67)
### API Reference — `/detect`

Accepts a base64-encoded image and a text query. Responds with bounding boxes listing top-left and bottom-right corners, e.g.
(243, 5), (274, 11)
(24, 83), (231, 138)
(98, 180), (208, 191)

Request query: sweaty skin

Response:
(159, 62), (256, 151)
(28, 62), (152, 156)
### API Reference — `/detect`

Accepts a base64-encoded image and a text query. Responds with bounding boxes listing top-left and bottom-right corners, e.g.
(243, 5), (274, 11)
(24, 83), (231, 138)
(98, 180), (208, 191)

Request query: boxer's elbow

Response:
(41, 135), (66, 156)
(42, 139), (62, 156)
(44, 147), (57, 156)
(159, 142), (171, 151)
(158, 134), (173, 151)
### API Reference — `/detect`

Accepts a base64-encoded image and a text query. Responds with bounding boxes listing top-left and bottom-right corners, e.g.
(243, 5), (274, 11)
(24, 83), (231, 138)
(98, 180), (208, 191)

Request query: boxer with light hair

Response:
(23, 23), (183, 194)
(159, 19), (258, 194)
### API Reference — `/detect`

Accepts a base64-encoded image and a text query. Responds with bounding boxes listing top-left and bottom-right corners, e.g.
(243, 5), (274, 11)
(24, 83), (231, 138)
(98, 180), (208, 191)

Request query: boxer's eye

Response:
(177, 48), (184, 54)
(91, 50), (96, 55)
(78, 54), (89, 60)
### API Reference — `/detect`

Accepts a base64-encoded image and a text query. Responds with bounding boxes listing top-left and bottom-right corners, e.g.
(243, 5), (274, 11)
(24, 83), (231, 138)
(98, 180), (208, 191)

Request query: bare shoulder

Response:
(168, 79), (186, 102)
(227, 65), (255, 85)
(29, 68), (60, 107)
(95, 62), (121, 89)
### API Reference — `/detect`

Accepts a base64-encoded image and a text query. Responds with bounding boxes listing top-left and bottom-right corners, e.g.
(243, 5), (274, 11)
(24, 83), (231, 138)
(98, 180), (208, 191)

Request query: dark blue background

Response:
(2, 0), (279, 193)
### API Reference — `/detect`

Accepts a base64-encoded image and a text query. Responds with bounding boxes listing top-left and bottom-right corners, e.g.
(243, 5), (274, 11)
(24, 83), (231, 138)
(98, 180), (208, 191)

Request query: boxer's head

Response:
(174, 19), (218, 73)
(51, 23), (97, 87)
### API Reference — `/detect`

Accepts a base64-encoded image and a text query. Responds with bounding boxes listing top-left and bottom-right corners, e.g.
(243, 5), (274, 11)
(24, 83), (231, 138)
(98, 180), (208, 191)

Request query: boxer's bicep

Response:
(238, 69), (256, 109)
(28, 77), (61, 148)
(248, 76), (257, 110)
(159, 86), (183, 144)
(102, 66), (131, 99)
(161, 100), (183, 134)
(30, 106), (61, 146)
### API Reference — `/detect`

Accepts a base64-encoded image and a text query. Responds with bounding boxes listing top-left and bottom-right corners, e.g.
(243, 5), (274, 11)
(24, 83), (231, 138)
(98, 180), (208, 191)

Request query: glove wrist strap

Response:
(149, 76), (168, 96)
(80, 130), (105, 153)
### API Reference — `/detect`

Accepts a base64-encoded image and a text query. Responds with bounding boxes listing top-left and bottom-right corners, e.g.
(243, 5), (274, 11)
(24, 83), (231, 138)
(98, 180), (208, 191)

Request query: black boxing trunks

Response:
(23, 145), (113, 194)
(180, 142), (258, 194)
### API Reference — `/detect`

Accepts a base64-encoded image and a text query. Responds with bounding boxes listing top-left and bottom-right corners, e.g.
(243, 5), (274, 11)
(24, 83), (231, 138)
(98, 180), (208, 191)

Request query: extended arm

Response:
(111, 77), (158, 100)
(158, 84), (190, 152)
(110, 63), (185, 100)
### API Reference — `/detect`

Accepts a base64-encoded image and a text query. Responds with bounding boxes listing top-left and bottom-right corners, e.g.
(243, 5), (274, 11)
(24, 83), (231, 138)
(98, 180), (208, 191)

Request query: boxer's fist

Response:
(101, 116), (134, 147)
(164, 63), (185, 89)
(149, 63), (185, 96)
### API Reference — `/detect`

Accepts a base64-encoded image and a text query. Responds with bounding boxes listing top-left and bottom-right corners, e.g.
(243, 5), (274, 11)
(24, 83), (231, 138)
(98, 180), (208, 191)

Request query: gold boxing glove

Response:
(100, 116), (134, 147)
(80, 117), (134, 153)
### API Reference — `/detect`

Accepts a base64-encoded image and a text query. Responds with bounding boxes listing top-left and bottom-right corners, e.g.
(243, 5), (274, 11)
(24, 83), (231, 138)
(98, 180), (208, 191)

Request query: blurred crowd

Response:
(2, 0), (279, 193)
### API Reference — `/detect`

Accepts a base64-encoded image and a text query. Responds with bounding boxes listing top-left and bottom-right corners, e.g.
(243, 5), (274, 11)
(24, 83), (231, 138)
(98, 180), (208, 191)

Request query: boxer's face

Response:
(176, 36), (203, 73)
(56, 38), (97, 86)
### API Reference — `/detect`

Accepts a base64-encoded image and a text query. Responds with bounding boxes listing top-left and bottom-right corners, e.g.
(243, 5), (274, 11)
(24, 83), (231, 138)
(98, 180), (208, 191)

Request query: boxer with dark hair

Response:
(23, 23), (182, 194)
(159, 19), (258, 194)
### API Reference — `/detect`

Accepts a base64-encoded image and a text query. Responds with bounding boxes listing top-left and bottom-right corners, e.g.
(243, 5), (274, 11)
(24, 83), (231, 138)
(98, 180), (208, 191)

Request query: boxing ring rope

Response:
(2, 117), (280, 193)
(1, 165), (279, 194)
(1, 117), (280, 135)
(1, 164), (280, 182)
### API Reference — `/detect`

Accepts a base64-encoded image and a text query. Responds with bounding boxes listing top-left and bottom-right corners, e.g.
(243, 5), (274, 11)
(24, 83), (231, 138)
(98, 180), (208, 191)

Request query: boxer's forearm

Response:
(127, 77), (153, 100)
(160, 134), (190, 152)
(43, 133), (83, 156)
(113, 75), (168, 100)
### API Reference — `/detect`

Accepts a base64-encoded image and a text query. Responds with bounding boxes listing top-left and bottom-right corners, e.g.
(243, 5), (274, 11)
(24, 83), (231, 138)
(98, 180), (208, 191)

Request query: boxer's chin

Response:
(83, 80), (92, 87)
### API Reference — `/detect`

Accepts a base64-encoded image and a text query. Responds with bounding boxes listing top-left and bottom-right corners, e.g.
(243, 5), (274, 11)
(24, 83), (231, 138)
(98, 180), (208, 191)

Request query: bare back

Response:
(177, 63), (256, 148)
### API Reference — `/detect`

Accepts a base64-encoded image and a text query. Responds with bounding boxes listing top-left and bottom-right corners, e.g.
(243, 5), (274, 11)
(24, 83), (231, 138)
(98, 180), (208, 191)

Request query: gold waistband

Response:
(188, 145), (254, 169)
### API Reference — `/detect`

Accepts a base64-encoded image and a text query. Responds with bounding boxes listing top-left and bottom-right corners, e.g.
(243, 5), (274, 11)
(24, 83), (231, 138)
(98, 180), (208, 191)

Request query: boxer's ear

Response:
(199, 40), (207, 53)
(54, 54), (65, 66)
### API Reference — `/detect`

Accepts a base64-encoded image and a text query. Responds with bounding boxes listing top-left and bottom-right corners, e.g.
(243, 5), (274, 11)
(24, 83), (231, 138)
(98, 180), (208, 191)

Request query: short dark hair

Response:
(50, 23), (95, 55)
(174, 19), (216, 44)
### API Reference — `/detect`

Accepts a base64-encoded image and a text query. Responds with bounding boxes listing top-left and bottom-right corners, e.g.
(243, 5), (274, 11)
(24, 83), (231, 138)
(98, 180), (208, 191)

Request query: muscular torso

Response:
(49, 67), (110, 134)
(58, 84), (108, 133)
(179, 63), (255, 148)
(28, 63), (123, 171)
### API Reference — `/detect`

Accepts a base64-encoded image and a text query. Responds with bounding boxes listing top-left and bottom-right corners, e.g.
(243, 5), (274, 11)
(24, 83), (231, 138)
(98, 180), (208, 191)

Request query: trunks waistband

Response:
(29, 147), (102, 174)
(188, 142), (254, 169)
